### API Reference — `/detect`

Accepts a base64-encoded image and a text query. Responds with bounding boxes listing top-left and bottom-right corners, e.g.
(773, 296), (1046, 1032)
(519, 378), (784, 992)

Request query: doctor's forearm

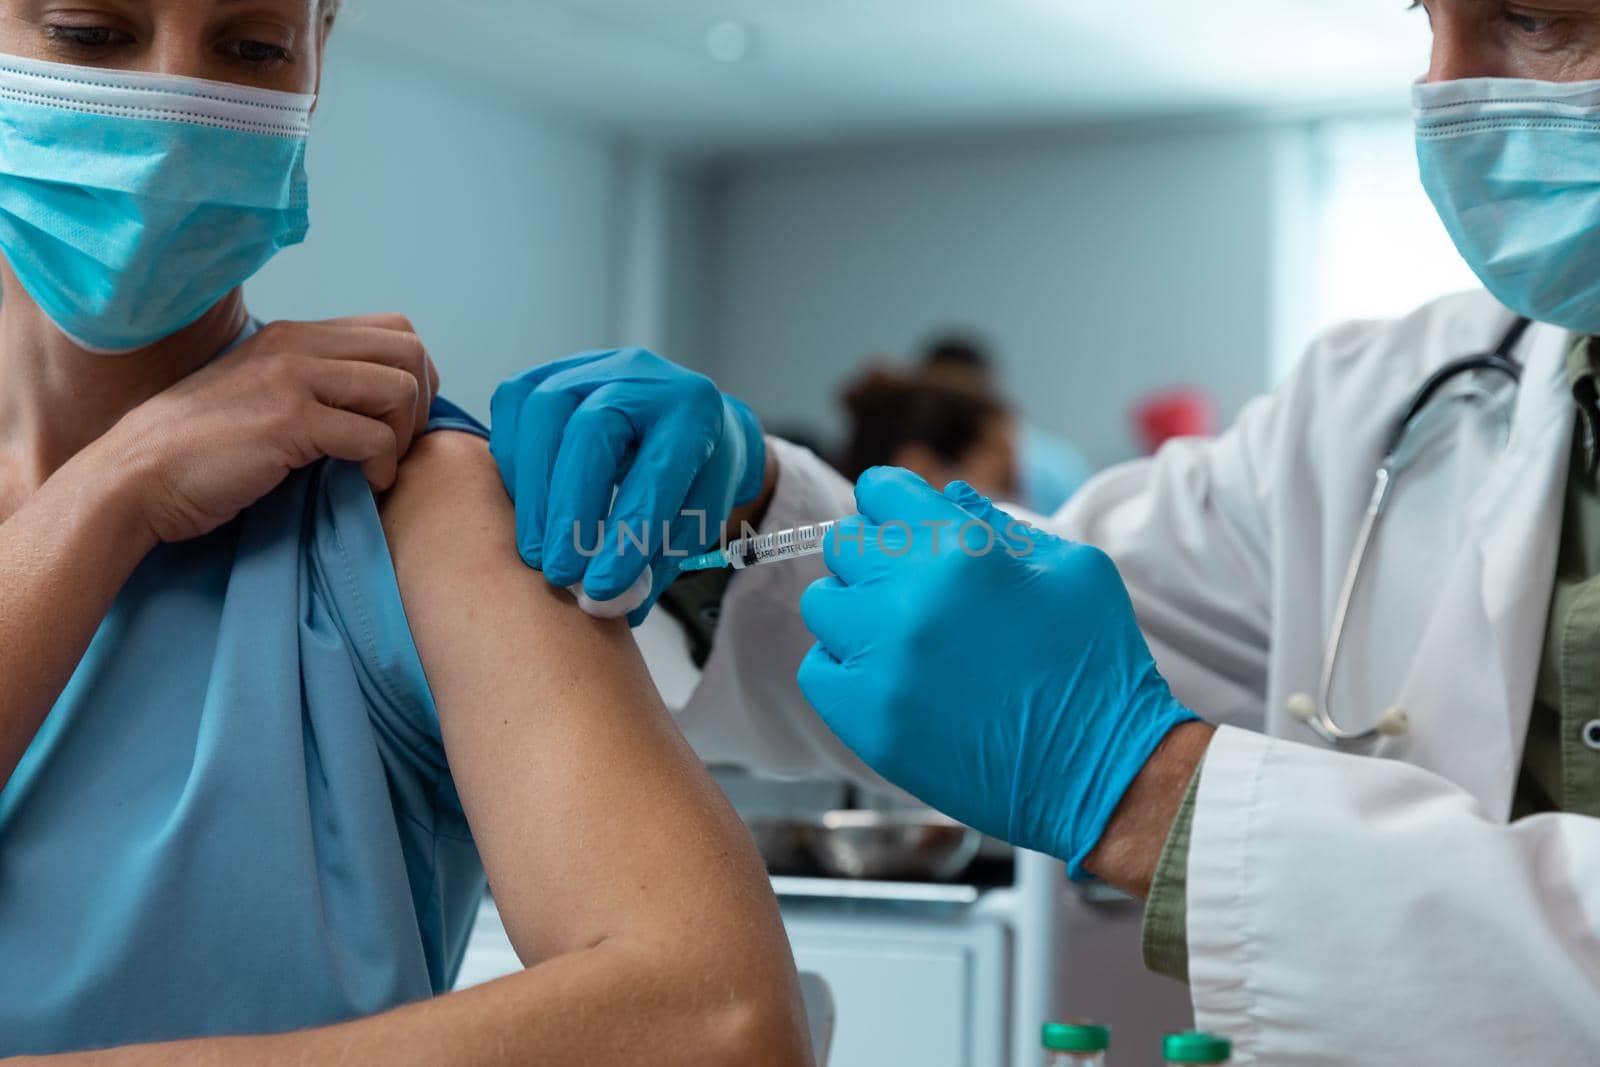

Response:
(1084, 721), (1215, 899)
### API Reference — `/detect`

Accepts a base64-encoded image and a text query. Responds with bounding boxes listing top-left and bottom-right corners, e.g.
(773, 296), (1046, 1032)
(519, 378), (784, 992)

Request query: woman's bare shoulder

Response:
(376, 428), (658, 713)
(380, 430), (509, 565)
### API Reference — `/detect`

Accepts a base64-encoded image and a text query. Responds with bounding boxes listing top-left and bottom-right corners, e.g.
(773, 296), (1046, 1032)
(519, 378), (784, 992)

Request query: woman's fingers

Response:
(113, 315), (443, 545)
(303, 357), (421, 461)
(325, 313), (439, 429)
(304, 403), (402, 491)
(322, 312), (418, 332)
(256, 317), (436, 444)
(225, 315), (443, 493)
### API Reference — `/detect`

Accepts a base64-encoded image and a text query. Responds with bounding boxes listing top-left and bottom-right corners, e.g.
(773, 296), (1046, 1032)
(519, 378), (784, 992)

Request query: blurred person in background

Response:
(923, 334), (1093, 512)
(838, 362), (1020, 502)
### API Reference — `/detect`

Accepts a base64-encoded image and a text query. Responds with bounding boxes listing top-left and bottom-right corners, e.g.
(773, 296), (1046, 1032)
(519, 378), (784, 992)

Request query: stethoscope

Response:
(1287, 315), (1533, 745)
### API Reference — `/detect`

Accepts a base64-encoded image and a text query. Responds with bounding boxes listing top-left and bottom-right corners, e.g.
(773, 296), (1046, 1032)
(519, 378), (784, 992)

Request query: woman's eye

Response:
(46, 26), (133, 49)
(223, 40), (292, 66)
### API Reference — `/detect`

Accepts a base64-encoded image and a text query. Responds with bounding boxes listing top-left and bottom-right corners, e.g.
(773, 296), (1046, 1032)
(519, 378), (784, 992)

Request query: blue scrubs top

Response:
(0, 395), (491, 1055)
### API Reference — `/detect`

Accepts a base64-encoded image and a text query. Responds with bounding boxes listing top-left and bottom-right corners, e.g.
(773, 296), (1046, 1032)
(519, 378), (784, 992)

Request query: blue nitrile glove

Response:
(797, 469), (1201, 879)
(489, 348), (766, 626)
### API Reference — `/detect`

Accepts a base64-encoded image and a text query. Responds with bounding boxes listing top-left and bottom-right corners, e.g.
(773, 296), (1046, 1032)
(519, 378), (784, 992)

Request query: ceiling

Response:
(336, 0), (1433, 154)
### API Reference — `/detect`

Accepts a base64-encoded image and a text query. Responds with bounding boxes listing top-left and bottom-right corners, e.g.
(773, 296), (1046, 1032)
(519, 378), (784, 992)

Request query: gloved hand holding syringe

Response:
(571, 520), (838, 617)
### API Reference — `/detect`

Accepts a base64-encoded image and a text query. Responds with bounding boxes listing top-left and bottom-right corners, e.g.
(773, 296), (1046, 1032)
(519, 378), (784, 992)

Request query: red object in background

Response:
(1132, 387), (1219, 455)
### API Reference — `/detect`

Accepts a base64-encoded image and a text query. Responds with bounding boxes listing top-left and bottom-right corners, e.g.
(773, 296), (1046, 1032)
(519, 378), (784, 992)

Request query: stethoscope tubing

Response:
(1297, 315), (1530, 746)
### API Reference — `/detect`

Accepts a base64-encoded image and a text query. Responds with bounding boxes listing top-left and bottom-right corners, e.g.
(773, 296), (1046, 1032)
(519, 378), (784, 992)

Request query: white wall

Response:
(695, 122), (1291, 468)
(1291, 118), (1479, 379)
(244, 42), (1302, 465)
(248, 37), (634, 420)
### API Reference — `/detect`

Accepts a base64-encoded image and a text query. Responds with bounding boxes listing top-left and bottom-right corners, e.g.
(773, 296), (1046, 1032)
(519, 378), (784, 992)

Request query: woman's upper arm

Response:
(377, 432), (779, 962)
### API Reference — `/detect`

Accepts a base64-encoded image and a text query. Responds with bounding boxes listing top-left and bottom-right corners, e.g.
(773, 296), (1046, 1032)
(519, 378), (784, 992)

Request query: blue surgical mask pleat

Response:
(1416, 77), (1600, 335)
(0, 53), (312, 353)
(0, 100), (307, 210)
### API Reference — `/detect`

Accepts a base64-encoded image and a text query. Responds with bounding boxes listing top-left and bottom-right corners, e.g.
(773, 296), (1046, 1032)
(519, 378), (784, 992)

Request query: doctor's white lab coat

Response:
(639, 289), (1600, 1064)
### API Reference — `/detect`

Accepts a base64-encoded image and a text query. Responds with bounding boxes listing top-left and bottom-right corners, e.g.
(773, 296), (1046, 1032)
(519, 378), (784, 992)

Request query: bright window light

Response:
(1309, 118), (1480, 338)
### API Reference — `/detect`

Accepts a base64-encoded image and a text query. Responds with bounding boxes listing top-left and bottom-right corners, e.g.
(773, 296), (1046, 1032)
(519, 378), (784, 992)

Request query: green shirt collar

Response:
(1566, 333), (1595, 391)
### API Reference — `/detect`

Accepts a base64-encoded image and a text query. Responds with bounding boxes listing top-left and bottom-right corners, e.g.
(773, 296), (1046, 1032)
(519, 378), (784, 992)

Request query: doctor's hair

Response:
(838, 363), (1010, 480)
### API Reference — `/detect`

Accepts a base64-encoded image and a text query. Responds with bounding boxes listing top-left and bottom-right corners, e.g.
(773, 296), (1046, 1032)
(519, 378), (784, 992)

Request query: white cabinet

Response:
(454, 898), (521, 990)
(456, 856), (1193, 1066)
(784, 910), (1010, 1067)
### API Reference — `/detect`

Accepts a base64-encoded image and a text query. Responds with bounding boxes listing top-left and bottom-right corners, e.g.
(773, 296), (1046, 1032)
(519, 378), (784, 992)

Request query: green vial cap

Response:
(1164, 1031), (1231, 1063)
(1042, 1022), (1110, 1053)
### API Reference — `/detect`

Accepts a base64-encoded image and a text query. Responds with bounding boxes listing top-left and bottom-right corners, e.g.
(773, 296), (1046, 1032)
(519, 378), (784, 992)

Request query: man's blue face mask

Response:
(1417, 76), (1600, 335)
(0, 53), (312, 353)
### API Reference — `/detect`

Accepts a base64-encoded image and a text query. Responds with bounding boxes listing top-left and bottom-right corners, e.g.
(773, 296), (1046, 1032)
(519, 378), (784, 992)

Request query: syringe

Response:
(678, 521), (839, 573)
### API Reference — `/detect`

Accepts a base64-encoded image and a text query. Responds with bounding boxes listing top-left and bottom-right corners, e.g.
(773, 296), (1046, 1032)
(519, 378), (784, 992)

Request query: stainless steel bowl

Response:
(800, 810), (982, 882)
(746, 818), (817, 876)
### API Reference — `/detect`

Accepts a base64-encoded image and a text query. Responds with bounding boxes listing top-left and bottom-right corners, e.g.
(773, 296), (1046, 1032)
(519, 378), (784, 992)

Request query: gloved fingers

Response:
(854, 466), (975, 528)
(587, 407), (714, 601)
(944, 480), (1037, 556)
(678, 455), (736, 547)
(525, 348), (630, 393)
(824, 507), (969, 585)
(611, 447), (746, 629)
(723, 395), (769, 506)
(488, 375), (533, 497)
(537, 346), (689, 393)
(819, 515), (888, 585)
(488, 349), (631, 496)
(542, 390), (639, 587)
(488, 355), (605, 489)
(798, 642), (892, 768)
(799, 575), (879, 660)
(942, 479), (991, 514)
(489, 350), (639, 448)
(797, 642), (850, 722)
(625, 556), (679, 629)
(508, 388), (582, 570)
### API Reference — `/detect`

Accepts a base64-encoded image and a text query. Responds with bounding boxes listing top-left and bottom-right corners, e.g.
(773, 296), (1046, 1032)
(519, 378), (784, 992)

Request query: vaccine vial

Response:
(1042, 1021), (1110, 1066)
(1163, 1031), (1232, 1065)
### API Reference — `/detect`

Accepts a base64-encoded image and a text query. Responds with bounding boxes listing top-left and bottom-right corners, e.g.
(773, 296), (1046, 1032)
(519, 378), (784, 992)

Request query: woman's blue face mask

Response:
(1417, 76), (1600, 335)
(0, 52), (312, 353)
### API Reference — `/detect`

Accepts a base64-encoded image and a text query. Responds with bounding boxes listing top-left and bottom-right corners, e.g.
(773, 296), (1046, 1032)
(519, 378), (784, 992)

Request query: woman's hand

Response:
(102, 314), (440, 545)
(0, 314), (440, 791)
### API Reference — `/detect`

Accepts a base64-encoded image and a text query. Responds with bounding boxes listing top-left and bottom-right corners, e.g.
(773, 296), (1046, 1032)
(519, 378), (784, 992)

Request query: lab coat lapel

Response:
(1393, 321), (1572, 816)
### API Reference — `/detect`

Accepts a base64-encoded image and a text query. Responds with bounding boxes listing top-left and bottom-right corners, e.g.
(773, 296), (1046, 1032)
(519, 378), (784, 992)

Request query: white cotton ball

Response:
(570, 568), (654, 620)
